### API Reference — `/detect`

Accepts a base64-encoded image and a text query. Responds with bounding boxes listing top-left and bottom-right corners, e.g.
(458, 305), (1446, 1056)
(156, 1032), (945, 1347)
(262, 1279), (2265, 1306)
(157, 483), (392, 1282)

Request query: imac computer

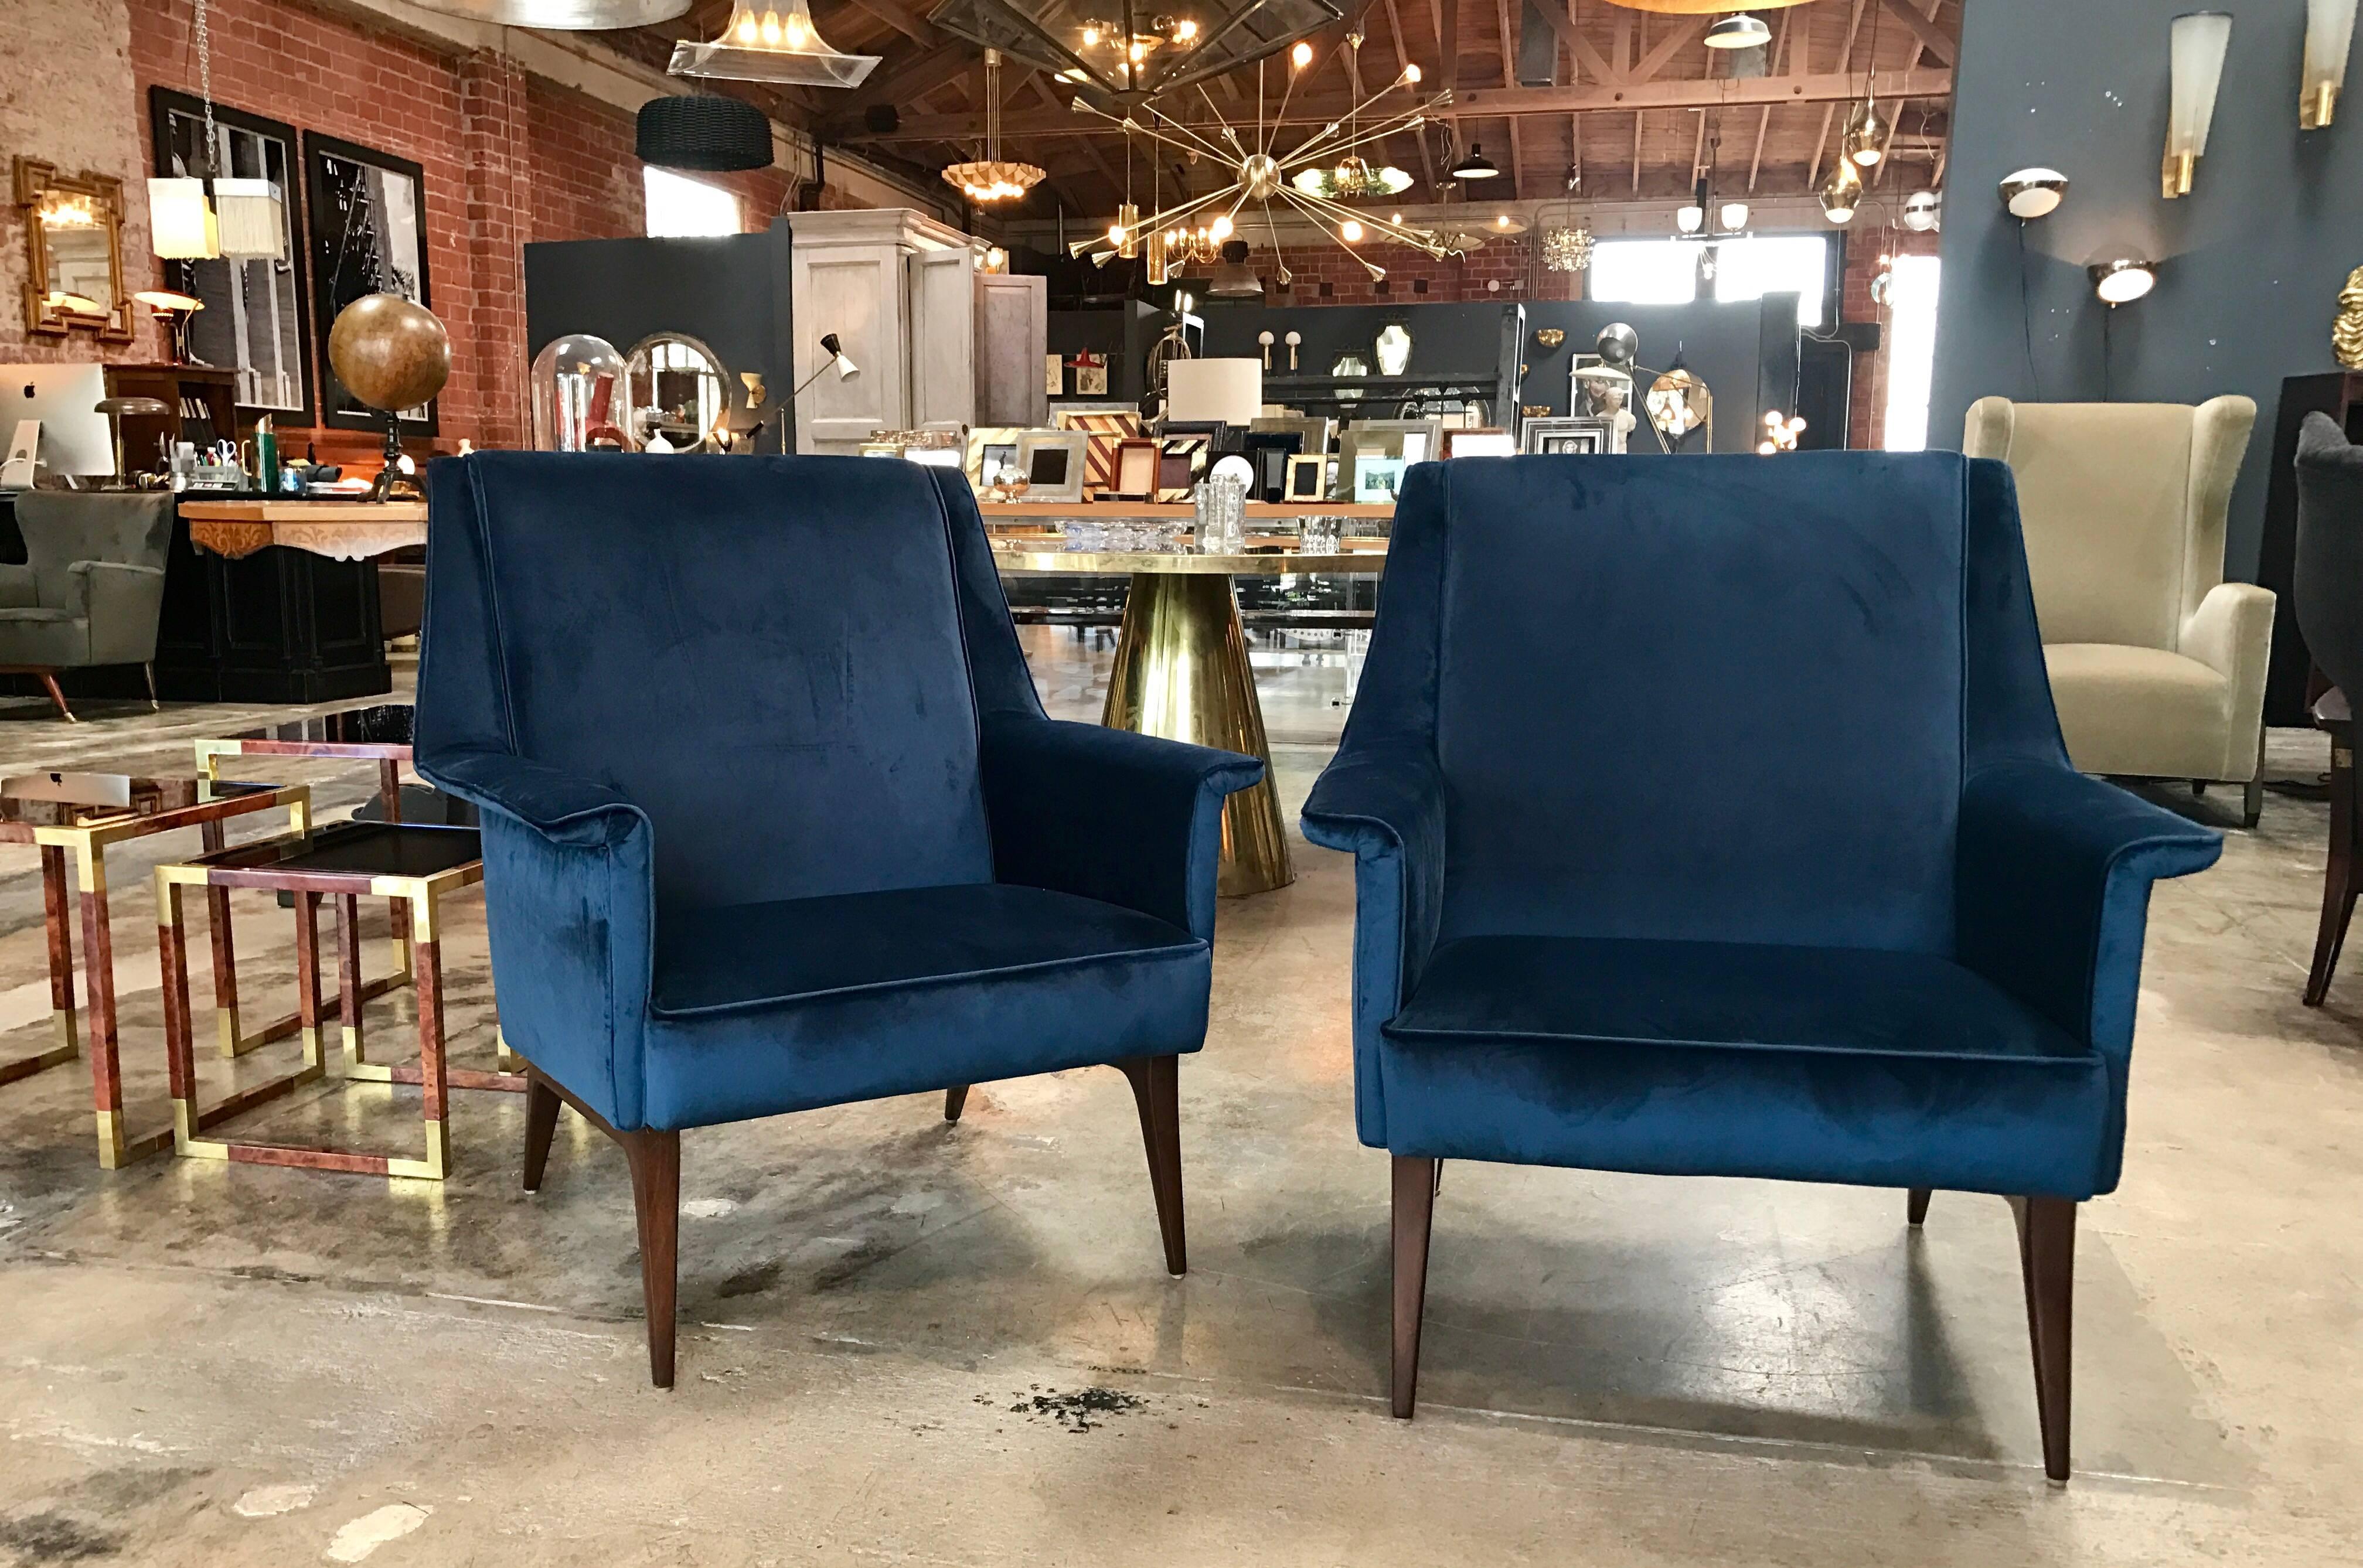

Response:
(0, 364), (114, 483)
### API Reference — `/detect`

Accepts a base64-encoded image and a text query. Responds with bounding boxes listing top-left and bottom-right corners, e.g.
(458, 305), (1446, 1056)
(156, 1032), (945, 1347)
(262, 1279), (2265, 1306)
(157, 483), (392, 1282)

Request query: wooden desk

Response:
(155, 499), (396, 704)
(179, 499), (427, 561)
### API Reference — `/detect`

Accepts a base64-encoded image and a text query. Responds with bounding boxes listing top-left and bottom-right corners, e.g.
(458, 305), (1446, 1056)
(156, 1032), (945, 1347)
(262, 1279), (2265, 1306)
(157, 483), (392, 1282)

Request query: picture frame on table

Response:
(1053, 404), (1142, 492)
(1111, 437), (1161, 500)
(1444, 428), (1516, 459)
(1343, 416), (1445, 467)
(1155, 437), (1207, 501)
(1354, 455), (1409, 503)
(1520, 416), (1618, 456)
(1016, 430), (1089, 503)
(302, 130), (435, 434)
(1248, 414), (1333, 458)
(965, 425), (1026, 487)
(1241, 430), (1303, 502)
(1283, 454), (1331, 503)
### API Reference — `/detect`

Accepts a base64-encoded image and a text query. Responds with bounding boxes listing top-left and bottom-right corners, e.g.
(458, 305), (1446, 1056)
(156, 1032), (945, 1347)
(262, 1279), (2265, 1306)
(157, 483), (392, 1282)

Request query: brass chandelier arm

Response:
(1273, 187), (1389, 279)
(1280, 183), (1448, 255)
(1074, 98), (1236, 168)
(1289, 82), (1445, 163)
(1280, 109), (1434, 171)
(1067, 180), (1239, 258)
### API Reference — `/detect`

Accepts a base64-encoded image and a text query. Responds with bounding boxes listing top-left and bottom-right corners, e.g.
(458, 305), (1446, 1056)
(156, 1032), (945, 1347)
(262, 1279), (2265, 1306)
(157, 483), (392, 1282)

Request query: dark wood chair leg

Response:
(1391, 1154), (1439, 1419)
(2306, 728), (2355, 1005)
(944, 1085), (969, 1122)
(521, 1068), (560, 1191)
(35, 670), (73, 722)
(1114, 1055), (1185, 1275)
(622, 1127), (681, 1389)
(2242, 775), (2263, 830)
(2013, 1195), (2078, 1483)
(1907, 1188), (1933, 1225)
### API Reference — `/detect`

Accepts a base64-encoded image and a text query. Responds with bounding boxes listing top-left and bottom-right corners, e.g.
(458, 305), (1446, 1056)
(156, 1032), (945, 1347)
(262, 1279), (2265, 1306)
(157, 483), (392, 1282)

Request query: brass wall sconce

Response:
(1534, 328), (1567, 349)
(2303, 0), (2357, 128)
(1998, 167), (2069, 220)
(2164, 11), (2233, 199)
(2090, 258), (2158, 306)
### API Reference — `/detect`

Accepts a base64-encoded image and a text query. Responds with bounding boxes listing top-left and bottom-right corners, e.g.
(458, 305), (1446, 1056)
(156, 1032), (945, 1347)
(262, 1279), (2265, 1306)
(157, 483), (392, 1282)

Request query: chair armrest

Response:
(417, 748), (658, 1129)
(0, 564), (36, 608)
(74, 561), (166, 666)
(1300, 747), (1449, 1146)
(1957, 759), (2219, 1070)
(2180, 582), (2276, 772)
(978, 715), (1262, 942)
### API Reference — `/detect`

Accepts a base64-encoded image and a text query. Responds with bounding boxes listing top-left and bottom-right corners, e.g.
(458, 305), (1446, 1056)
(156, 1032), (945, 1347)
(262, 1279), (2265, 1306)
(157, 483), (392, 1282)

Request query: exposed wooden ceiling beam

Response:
(1384, 0), (1441, 190)
(1879, 0), (1956, 67)
(845, 0), (938, 45)
(1630, 16), (1707, 83)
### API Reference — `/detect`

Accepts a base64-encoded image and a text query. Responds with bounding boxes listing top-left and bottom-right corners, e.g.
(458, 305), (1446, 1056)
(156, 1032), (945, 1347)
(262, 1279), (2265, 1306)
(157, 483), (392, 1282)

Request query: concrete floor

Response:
(0, 633), (2359, 1566)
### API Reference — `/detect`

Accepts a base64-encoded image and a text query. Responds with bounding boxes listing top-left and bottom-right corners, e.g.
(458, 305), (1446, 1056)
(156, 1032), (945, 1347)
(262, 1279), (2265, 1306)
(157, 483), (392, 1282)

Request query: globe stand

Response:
(366, 409), (417, 503)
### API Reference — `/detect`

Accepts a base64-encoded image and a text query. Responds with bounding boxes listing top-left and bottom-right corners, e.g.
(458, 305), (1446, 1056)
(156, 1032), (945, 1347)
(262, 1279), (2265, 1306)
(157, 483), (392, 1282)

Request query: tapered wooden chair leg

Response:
(521, 1069), (560, 1191)
(2306, 728), (2355, 1006)
(1391, 1155), (1438, 1419)
(624, 1129), (682, 1389)
(1115, 1055), (1185, 1275)
(944, 1085), (969, 1123)
(1907, 1188), (1932, 1225)
(2014, 1195), (2078, 1482)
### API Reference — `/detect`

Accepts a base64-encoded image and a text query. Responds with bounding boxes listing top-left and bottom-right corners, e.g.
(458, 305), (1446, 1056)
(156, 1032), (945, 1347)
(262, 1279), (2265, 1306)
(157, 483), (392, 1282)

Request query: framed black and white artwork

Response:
(149, 88), (312, 424)
(303, 131), (435, 433)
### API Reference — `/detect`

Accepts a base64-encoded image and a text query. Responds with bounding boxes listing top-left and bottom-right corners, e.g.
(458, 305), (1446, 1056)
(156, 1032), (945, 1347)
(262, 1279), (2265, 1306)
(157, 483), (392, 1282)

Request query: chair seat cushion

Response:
(641, 882), (1209, 1129)
(0, 607), (88, 667)
(2043, 642), (2232, 780)
(1377, 936), (2112, 1198)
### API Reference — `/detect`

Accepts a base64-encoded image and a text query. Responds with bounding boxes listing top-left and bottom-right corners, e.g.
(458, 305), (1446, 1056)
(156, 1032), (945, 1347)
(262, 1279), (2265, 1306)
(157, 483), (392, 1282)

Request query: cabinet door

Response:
(907, 247), (976, 430)
(792, 242), (904, 451)
(975, 274), (1048, 427)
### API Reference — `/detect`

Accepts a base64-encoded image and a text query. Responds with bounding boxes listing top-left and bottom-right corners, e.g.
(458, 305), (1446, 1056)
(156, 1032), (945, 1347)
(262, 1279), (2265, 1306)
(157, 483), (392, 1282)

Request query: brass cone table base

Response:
(1102, 573), (1293, 897)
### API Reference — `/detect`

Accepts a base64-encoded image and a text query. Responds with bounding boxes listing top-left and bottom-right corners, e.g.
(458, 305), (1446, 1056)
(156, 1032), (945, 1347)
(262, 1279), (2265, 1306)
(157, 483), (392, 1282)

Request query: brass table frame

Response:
(992, 548), (1388, 896)
(156, 831), (490, 1181)
(2, 778), (313, 1168)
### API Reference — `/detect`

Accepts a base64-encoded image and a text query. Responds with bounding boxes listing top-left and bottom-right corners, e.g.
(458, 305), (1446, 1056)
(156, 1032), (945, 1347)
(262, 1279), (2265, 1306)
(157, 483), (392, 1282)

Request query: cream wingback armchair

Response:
(1964, 396), (2272, 826)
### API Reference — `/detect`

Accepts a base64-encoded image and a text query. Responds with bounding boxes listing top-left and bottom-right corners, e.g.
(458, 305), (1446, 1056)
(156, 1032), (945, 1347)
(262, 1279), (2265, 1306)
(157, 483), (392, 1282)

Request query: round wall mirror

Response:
(624, 332), (730, 451)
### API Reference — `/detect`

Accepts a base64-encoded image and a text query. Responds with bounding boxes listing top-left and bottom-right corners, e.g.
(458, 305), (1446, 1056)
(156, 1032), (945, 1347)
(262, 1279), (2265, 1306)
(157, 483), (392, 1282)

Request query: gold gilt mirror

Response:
(14, 157), (134, 343)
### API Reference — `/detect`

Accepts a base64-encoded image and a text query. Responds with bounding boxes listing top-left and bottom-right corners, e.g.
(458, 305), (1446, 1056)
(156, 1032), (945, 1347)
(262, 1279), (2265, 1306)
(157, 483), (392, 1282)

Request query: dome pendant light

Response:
(1452, 142), (1501, 180)
(941, 50), (1047, 204)
(1703, 13), (1773, 49)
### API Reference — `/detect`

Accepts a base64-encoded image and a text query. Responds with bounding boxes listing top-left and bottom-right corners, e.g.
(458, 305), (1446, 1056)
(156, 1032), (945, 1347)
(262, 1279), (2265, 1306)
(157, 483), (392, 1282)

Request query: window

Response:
(643, 168), (740, 237)
(1881, 254), (1943, 452)
(1588, 234), (1833, 327)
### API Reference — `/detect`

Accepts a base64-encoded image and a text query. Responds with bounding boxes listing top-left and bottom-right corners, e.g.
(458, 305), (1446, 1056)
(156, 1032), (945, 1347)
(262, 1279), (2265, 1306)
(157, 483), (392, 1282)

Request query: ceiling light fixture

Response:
(1452, 142), (1501, 179)
(2090, 258), (2158, 305)
(671, 0), (881, 86)
(1902, 189), (1942, 231)
(1818, 160), (1862, 224)
(1841, 97), (1889, 166)
(1998, 166), (2069, 219)
(1704, 13), (1772, 49)
(934, 0), (1342, 103)
(941, 49), (1047, 203)
(147, 0), (287, 263)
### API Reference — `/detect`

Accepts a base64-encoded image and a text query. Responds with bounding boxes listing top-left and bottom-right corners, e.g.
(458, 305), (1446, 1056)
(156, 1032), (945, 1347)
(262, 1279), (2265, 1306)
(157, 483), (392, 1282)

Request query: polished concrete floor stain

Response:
(0, 635), (2358, 1564)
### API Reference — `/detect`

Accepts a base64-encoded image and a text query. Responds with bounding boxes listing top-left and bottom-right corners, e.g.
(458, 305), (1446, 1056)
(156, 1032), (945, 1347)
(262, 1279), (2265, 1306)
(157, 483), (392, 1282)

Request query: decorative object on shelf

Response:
(1072, 42), (1455, 281)
(305, 131), (435, 433)
(1540, 224), (1594, 273)
(965, 425), (1026, 488)
(636, 94), (773, 172)
(1016, 428), (1089, 502)
(1353, 454), (1408, 502)
(1375, 322), (1413, 376)
(1052, 406), (1143, 490)
(942, 50), (1046, 203)
(1283, 452), (1330, 500)
(2303, 0), (2357, 127)
(14, 158), (134, 342)
(1646, 362), (1713, 445)
(670, 0), (880, 87)
(94, 396), (170, 479)
(2164, 11), (2233, 199)
(1332, 353), (1370, 378)
(1819, 159), (1863, 224)
(2336, 265), (2363, 369)
(1521, 415), (1618, 455)
(134, 289), (205, 364)
(530, 332), (629, 454)
(408, 0), (687, 22)
(1758, 408), (1807, 454)
(1284, 329), (1301, 370)
(625, 332), (731, 450)
(2090, 258), (2158, 306)
(1999, 166), (2068, 219)
(1903, 188), (1943, 231)
(329, 293), (451, 499)
(931, 0), (1339, 102)
(1110, 437), (1161, 499)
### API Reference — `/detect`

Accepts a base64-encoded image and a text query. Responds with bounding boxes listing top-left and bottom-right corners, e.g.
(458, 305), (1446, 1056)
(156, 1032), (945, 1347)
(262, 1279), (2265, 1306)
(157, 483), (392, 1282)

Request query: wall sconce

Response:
(1998, 167), (2069, 219)
(2304, 0), (2357, 128)
(2164, 12), (2233, 199)
(2090, 258), (2158, 305)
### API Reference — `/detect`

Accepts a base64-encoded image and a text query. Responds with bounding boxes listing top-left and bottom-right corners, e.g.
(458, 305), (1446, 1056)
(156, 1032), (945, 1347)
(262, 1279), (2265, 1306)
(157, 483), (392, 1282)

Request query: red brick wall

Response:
(1843, 226), (1940, 451)
(124, 0), (796, 455)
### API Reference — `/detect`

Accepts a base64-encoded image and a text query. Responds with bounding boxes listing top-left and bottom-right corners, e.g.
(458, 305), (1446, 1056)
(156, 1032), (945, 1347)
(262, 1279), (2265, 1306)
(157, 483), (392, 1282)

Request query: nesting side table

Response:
(0, 770), (312, 1167)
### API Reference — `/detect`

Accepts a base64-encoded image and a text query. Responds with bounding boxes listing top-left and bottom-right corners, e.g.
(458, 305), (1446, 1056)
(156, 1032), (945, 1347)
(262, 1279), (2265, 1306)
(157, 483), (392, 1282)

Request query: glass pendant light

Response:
(1819, 160), (1863, 224)
(672, 0), (883, 87)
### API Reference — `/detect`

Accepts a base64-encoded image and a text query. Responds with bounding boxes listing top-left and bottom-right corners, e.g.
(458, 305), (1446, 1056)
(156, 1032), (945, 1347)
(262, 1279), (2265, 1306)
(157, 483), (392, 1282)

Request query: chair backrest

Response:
(13, 492), (172, 609)
(415, 452), (1017, 911)
(1962, 396), (2254, 650)
(1354, 454), (2061, 956)
(2295, 413), (2363, 703)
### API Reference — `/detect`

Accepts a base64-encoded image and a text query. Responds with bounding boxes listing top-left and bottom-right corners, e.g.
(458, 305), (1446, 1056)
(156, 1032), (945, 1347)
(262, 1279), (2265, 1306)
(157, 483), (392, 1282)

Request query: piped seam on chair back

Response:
(920, 468), (999, 873)
(462, 458), (526, 760)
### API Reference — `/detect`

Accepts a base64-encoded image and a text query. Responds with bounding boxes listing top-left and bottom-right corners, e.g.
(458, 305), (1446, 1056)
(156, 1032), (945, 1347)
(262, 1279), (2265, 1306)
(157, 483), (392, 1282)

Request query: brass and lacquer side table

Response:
(0, 771), (312, 1167)
(989, 545), (1389, 896)
(155, 822), (490, 1181)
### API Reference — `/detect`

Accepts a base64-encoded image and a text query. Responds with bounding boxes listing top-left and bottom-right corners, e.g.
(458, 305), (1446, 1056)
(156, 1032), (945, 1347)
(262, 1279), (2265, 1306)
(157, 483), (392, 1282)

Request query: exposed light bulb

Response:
(1390, 212), (1402, 224)
(1496, 214), (1510, 228)
(784, 14), (808, 45)
(1341, 219), (1364, 242)
(1402, 63), (1421, 83)
(1081, 24), (1099, 43)
(1291, 40), (1313, 67)
(1174, 18), (1197, 39)
(1129, 40), (1147, 61)
(736, 13), (758, 40)
(1209, 213), (1233, 240)
(1108, 223), (1127, 244)
(760, 11), (782, 44)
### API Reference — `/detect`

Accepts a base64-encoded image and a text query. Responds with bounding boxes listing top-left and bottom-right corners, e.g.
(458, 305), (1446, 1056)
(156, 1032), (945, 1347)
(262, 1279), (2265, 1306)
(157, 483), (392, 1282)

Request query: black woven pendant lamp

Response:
(637, 93), (773, 172)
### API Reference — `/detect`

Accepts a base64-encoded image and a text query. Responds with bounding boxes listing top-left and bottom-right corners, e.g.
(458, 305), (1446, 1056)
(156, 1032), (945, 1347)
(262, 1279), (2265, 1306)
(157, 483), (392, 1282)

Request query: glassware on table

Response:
(1196, 475), (1247, 554)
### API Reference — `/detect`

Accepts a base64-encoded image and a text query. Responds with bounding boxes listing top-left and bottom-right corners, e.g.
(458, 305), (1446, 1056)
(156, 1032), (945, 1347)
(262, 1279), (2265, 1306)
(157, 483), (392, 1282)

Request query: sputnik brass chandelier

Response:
(1068, 33), (1458, 281)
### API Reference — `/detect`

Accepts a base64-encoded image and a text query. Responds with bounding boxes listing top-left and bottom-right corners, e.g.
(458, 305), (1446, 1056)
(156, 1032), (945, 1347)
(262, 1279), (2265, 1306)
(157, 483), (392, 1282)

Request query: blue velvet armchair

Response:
(415, 452), (1261, 1386)
(1300, 454), (2221, 1480)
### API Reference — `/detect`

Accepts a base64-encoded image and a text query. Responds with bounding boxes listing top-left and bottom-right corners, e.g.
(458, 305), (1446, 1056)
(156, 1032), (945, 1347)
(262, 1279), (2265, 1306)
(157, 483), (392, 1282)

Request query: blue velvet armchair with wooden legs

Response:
(413, 452), (1261, 1388)
(1301, 454), (2222, 1481)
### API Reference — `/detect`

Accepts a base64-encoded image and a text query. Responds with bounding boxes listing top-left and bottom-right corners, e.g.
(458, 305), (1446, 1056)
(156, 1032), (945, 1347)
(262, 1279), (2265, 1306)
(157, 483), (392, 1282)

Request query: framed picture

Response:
(1344, 416), (1446, 467)
(1241, 430), (1302, 502)
(150, 88), (312, 423)
(1521, 416), (1619, 455)
(1248, 414), (1333, 457)
(1283, 453), (1330, 502)
(1354, 455), (1409, 503)
(1111, 437), (1160, 499)
(303, 131), (434, 433)
(1016, 430), (1088, 503)
(1157, 433), (1210, 501)
(1445, 428), (1516, 459)
(965, 425), (1026, 486)
(1053, 405), (1141, 492)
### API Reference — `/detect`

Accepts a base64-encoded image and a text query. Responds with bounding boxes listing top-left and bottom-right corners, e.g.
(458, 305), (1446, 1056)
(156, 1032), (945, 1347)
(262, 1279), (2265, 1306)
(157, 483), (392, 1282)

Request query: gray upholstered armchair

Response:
(0, 493), (173, 721)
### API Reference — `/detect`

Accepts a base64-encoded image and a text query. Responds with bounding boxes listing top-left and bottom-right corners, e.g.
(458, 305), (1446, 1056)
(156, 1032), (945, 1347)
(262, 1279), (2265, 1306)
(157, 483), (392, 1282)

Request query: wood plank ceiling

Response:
(608, 0), (1959, 218)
